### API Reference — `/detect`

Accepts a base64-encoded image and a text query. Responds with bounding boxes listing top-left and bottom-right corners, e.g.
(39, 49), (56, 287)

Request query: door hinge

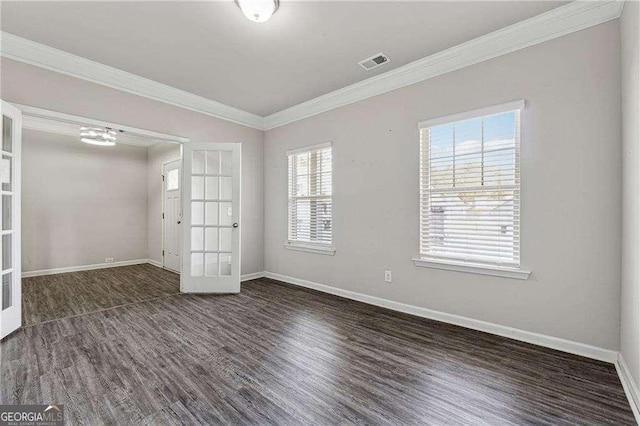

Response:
(162, 213), (165, 219)
(162, 175), (165, 181)
(162, 250), (165, 256)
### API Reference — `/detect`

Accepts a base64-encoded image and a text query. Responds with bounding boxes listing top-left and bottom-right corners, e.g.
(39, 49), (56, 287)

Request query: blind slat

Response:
(419, 109), (521, 266)
(288, 147), (333, 245)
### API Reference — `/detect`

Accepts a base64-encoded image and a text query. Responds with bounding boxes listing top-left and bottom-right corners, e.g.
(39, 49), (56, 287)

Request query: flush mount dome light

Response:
(80, 126), (117, 146)
(235, 0), (279, 23)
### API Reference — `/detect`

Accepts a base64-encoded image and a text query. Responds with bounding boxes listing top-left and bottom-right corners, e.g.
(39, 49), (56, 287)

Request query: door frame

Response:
(19, 104), (189, 273)
(161, 157), (182, 272)
(10, 104), (190, 337)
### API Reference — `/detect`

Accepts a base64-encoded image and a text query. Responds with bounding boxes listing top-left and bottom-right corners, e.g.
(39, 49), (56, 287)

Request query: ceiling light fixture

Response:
(235, 0), (279, 23)
(79, 126), (117, 146)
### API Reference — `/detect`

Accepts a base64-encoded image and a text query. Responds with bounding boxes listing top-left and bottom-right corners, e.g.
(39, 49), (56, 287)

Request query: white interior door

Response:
(181, 143), (241, 293)
(163, 159), (181, 272)
(0, 101), (22, 340)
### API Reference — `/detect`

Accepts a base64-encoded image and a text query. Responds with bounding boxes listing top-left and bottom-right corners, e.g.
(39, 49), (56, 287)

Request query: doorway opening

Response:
(1, 102), (243, 340)
(2, 103), (187, 337)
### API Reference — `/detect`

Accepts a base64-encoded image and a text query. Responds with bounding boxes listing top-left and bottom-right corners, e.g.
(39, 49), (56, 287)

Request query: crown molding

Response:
(0, 1), (625, 132)
(0, 32), (264, 130)
(263, 0), (625, 130)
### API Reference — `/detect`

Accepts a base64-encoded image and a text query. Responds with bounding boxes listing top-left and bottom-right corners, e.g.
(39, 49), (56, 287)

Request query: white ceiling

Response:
(1, 1), (567, 117)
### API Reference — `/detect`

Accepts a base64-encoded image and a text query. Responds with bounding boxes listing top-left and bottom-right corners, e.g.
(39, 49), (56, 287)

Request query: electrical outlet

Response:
(385, 270), (392, 283)
(105, 257), (114, 263)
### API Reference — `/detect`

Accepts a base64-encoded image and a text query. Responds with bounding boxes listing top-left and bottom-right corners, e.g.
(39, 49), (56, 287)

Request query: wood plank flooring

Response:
(2, 267), (636, 424)
(22, 264), (180, 326)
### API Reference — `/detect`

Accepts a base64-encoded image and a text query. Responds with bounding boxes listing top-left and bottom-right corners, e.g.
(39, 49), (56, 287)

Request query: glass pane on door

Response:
(206, 152), (220, 175)
(220, 253), (232, 276)
(205, 228), (218, 251)
(166, 168), (179, 191)
(221, 151), (232, 176)
(1, 113), (13, 313)
(191, 253), (204, 277)
(219, 202), (232, 226)
(2, 234), (11, 271)
(2, 156), (11, 192)
(220, 228), (232, 252)
(220, 177), (232, 200)
(192, 151), (205, 174)
(189, 148), (234, 278)
(2, 195), (10, 231)
(192, 176), (204, 199)
(2, 116), (12, 153)
(1, 273), (10, 310)
(205, 253), (218, 277)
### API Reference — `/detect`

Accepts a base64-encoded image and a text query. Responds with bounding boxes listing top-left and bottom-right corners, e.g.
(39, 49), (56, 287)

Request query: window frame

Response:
(285, 142), (335, 256)
(413, 100), (530, 279)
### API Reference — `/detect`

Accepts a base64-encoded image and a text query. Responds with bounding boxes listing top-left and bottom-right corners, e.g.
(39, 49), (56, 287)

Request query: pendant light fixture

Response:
(235, 0), (279, 23)
(79, 126), (117, 146)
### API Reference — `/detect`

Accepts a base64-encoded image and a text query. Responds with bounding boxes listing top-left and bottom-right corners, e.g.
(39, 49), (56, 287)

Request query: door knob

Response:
(177, 221), (181, 224)
(233, 223), (239, 228)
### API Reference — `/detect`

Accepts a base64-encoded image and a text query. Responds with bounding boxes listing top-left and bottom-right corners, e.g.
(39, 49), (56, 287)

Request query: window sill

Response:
(412, 258), (531, 280)
(284, 243), (336, 256)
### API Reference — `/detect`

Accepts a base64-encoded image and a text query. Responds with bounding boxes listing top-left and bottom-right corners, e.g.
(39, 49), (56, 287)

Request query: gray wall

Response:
(147, 142), (182, 265)
(2, 58), (265, 275)
(4, 18), (632, 356)
(22, 129), (148, 271)
(620, 0), (640, 393)
(264, 22), (622, 350)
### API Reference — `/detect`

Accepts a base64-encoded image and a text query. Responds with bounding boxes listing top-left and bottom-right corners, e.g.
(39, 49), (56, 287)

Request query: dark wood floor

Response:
(22, 264), (180, 326)
(2, 267), (635, 424)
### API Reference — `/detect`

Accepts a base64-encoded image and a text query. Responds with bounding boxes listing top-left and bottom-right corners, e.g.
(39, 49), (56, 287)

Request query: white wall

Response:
(147, 142), (181, 265)
(1, 57), (265, 275)
(620, 0), (640, 394)
(22, 129), (148, 271)
(264, 22), (622, 350)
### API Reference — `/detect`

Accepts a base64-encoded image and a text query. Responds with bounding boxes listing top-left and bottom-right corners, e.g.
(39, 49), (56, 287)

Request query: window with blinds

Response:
(419, 101), (523, 267)
(287, 143), (332, 245)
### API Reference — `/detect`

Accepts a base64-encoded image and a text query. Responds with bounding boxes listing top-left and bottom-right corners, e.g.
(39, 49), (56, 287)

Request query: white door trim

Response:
(13, 103), (190, 144)
(162, 157), (182, 272)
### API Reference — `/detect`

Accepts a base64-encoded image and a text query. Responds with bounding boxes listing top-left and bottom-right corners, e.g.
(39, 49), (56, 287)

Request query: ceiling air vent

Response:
(358, 53), (390, 71)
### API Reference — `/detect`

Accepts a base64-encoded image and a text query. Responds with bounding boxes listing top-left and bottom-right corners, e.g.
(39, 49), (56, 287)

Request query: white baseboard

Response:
(24, 260), (266, 284)
(241, 271), (266, 282)
(147, 262), (262, 282)
(22, 259), (151, 278)
(23, 262), (269, 281)
(615, 353), (640, 423)
(147, 259), (163, 269)
(262, 271), (618, 363)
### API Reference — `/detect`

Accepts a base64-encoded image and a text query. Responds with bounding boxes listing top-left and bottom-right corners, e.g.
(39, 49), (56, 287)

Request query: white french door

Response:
(181, 143), (241, 293)
(163, 159), (181, 272)
(0, 101), (21, 340)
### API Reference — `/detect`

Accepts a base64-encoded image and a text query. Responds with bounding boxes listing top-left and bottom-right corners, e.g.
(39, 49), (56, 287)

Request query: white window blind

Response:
(287, 143), (332, 245)
(419, 101), (523, 267)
